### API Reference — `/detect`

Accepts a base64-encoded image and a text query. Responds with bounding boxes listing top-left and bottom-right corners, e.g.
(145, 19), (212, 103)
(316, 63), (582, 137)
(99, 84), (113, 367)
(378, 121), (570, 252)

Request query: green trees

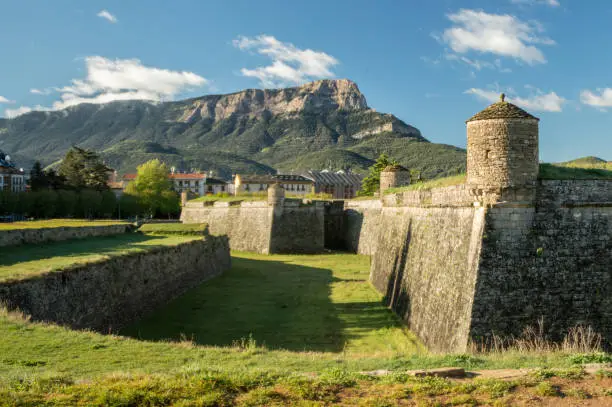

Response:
(124, 159), (180, 218)
(58, 146), (110, 191)
(358, 153), (398, 196)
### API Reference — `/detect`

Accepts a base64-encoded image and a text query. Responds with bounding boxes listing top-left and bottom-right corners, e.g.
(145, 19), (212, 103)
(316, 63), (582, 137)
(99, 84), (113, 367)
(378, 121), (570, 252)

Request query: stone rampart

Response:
(181, 199), (325, 254)
(0, 236), (230, 332)
(345, 180), (612, 351)
(0, 224), (132, 248)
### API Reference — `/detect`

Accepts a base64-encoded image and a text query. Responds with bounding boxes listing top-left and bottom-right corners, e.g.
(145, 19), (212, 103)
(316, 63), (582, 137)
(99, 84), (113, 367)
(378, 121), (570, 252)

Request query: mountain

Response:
(0, 79), (466, 179)
(559, 156), (611, 169)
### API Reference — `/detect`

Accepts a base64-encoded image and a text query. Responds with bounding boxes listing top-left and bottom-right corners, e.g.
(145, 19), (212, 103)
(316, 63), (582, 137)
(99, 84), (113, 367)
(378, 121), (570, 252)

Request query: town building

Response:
(234, 174), (314, 195)
(303, 170), (363, 199)
(0, 151), (27, 193)
(122, 171), (206, 196)
(205, 178), (229, 195)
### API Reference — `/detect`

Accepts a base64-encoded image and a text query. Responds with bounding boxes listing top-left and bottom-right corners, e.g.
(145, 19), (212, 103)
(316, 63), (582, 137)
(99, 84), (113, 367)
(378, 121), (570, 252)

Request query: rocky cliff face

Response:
(0, 79), (466, 178)
(178, 79), (369, 123)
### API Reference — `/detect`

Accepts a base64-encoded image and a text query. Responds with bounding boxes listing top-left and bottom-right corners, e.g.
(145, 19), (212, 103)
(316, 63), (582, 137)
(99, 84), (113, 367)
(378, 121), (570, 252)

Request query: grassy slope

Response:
(0, 219), (126, 230)
(0, 252), (596, 382)
(2, 252), (609, 404)
(0, 233), (198, 282)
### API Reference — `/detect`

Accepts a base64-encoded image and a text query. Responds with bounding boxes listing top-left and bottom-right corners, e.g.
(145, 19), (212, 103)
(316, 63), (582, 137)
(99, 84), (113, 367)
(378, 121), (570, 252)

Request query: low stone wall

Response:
(181, 199), (325, 254)
(0, 236), (231, 332)
(0, 224), (132, 248)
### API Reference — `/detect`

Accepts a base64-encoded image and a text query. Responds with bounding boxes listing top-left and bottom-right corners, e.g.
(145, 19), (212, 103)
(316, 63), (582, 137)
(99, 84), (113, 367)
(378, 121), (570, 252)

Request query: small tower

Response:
(466, 93), (539, 202)
(267, 183), (285, 206)
(380, 164), (411, 192)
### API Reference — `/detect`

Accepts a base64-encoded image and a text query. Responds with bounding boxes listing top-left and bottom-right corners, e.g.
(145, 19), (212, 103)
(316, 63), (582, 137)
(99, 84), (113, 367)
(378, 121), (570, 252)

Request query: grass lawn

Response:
(0, 219), (127, 231)
(0, 252), (610, 405)
(0, 233), (199, 283)
(189, 194), (267, 203)
(138, 222), (208, 235)
(386, 174), (467, 194)
(539, 163), (612, 180)
(122, 252), (422, 355)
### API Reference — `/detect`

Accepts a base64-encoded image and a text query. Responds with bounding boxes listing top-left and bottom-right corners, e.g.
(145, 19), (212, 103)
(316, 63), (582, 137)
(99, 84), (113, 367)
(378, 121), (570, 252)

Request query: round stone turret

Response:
(466, 94), (539, 200)
(267, 183), (285, 205)
(380, 164), (411, 191)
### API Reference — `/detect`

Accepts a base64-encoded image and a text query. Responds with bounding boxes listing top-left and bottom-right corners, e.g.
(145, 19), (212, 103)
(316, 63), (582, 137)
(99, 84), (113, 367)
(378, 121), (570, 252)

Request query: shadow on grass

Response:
(122, 255), (403, 353)
(0, 234), (166, 268)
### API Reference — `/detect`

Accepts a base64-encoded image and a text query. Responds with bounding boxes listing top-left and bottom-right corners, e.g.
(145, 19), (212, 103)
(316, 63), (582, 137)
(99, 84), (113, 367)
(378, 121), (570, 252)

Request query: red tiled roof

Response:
(122, 173), (205, 180)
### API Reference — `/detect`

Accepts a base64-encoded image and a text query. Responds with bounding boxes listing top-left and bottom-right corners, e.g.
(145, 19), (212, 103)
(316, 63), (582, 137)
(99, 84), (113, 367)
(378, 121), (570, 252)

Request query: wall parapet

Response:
(537, 180), (612, 207)
(0, 236), (231, 331)
(0, 224), (132, 248)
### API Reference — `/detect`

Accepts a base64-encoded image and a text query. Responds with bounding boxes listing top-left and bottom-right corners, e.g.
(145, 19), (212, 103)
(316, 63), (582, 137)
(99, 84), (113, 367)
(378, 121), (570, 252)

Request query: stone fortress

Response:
(182, 95), (611, 352)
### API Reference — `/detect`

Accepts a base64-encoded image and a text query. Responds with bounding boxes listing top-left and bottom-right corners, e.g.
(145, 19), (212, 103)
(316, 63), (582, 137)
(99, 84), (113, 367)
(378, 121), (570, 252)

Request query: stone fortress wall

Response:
(181, 190), (325, 254)
(179, 95), (611, 352)
(0, 236), (231, 332)
(344, 180), (611, 352)
(0, 223), (133, 247)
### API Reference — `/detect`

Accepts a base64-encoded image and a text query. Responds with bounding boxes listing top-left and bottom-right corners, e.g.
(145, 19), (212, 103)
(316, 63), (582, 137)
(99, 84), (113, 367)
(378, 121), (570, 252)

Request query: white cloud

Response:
(5, 106), (36, 118)
(233, 35), (339, 87)
(30, 88), (52, 95)
(0, 96), (14, 104)
(511, 0), (560, 7)
(580, 88), (612, 110)
(97, 10), (117, 24)
(442, 9), (554, 65)
(4, 56), (207, 118)
(466, 86), (566, 112)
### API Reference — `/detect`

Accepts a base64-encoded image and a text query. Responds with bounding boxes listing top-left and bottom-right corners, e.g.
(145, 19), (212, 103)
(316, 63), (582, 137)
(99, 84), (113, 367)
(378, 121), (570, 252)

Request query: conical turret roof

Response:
(467, 94), (539, 122)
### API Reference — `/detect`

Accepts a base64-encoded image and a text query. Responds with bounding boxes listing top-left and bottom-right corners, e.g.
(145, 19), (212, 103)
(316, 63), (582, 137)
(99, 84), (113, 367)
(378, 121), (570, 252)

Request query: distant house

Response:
(0, 151), (26, 193)
(205, 177), (229, 195)
(303, 170), (363, 199)
(122, 171), (206, 196)
(234, 174), (314, 195)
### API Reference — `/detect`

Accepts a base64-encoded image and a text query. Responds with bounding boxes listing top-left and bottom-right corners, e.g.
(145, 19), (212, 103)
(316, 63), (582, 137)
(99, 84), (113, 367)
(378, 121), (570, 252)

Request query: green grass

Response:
(138, 222), (209, 235)
(539, 163), (612, 180)
(122, 252), (421, 355)
(386, 173), (467, 194)
(189, 193), (267, 203)
(0, 219), (127, 231)
(0, 234), (199, 283)
(1, 252), (610, 405)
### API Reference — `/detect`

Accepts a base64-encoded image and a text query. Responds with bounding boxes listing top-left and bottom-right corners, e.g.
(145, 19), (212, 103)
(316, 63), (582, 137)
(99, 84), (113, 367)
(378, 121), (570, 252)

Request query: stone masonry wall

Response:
(344, 180), (611, 351)
(369, 206), (486, 352)
(467, 119), (539, 190)
(181, 199), (324, 254)
(470, 181), (612, 347)
(270, 201), (325, 253)
(0, 224), (132, 248)
(181, 201), (273, 253)
(0, 236), (231, 332)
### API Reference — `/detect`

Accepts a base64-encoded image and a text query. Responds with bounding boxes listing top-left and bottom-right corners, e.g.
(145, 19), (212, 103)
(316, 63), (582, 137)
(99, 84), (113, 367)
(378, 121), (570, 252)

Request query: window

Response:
(195, 181), (199, 186)
(259, 183), (265, 191)
(221, 185), (225, 192)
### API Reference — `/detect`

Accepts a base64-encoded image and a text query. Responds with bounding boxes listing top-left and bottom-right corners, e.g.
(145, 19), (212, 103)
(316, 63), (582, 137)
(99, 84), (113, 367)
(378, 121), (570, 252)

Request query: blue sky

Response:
(1, 0), (611, 162)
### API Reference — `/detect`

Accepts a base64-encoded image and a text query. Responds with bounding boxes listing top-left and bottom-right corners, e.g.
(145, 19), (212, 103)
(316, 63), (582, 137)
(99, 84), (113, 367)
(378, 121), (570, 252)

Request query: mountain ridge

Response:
(0, 79), (466, 179)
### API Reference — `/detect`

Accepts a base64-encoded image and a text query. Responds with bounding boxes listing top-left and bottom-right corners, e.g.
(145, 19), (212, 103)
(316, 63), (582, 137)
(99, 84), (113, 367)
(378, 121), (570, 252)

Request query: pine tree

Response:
(58, 146), (110, 191)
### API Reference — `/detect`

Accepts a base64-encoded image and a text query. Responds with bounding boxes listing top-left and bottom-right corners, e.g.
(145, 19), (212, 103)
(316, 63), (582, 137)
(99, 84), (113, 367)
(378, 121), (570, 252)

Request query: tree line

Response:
(0, 147), (180, 219)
